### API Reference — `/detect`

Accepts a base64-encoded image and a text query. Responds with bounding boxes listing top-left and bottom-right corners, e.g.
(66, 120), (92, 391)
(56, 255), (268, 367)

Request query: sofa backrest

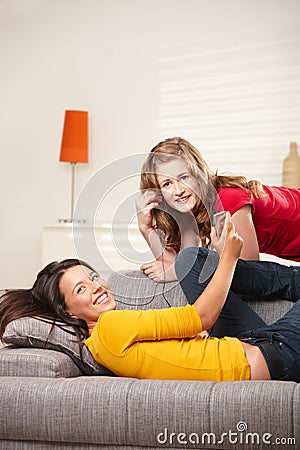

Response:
(108, 270), (293, 325)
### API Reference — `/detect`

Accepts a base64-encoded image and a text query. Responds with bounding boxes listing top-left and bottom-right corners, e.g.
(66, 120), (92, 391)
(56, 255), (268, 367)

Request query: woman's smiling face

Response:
(155, 158), (200, 212)
(59, 265), (116, 332)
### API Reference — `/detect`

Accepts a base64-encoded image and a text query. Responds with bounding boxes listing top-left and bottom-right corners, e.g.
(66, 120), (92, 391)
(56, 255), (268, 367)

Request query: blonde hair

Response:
(140, 137), (265, 250)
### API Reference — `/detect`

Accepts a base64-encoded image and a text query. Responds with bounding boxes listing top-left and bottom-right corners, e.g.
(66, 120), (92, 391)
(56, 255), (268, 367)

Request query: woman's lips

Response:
(176, 195), (191, 203)
(93, 292), (109, 305)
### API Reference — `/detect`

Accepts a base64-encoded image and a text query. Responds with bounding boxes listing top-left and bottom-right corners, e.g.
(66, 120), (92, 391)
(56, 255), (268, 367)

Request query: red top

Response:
(216, 185), (300, 261)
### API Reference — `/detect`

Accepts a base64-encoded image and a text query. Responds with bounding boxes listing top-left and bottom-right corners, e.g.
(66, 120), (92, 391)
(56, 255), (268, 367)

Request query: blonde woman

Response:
(136, 137), (300, 281)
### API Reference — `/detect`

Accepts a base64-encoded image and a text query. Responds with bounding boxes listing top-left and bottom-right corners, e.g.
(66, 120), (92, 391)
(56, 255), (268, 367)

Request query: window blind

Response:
(157, 38), (300, 186)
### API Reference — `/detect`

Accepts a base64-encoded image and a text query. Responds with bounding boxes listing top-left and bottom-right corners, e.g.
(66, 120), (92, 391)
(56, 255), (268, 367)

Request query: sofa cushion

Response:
(0, 346), (83, 377)
(0, 376), (298, 448)
(3, 317), (114, 376)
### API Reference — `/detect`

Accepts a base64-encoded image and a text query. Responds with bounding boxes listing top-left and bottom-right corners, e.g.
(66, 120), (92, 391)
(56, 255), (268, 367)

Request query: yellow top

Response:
(85, 305), (250, 381)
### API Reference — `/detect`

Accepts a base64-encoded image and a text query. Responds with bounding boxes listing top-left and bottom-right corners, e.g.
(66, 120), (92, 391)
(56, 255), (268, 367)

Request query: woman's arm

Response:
(92, 304), (202, 358)
(140, 221), (200, 282)
(193, 213), (244, 330)
(136, 190), (179, 281)
(231, 205), (259, 260)
(213, 206), (259, 260)
(140, 226), (200, 282)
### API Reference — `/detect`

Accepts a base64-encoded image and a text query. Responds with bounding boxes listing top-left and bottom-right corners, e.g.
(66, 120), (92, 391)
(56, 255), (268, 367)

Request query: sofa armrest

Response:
(0, 346), (84, 378)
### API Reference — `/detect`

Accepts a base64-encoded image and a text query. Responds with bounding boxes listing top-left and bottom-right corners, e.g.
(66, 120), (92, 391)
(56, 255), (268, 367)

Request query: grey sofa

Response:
(0, 270), (299, 450)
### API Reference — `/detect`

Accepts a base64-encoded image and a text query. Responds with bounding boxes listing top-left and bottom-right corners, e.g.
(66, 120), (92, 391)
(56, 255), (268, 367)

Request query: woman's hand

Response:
(140, 259), (177, 282)
(211, 212), (243, 261)
(212, 211), (244, 260)
(212, 206), (259, 260)
(210, 217), (225, 255)
(135, 190), (162, 235)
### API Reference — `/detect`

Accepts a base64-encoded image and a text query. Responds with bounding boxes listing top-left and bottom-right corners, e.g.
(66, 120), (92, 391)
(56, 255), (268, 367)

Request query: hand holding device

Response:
(211, 211), (243, 258)
(212, 211), (226, 238)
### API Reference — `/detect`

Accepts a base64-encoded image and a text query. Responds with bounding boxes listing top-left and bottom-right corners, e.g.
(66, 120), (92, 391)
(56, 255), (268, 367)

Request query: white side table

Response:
(42, 223), (151, 279)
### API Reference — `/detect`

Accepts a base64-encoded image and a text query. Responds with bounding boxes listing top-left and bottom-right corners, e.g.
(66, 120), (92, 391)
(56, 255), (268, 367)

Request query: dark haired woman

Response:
(1, 214), (300, 382)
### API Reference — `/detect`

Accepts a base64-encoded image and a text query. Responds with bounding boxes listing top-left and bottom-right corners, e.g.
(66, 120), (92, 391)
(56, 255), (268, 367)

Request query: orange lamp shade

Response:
(59, 110), (88, 163)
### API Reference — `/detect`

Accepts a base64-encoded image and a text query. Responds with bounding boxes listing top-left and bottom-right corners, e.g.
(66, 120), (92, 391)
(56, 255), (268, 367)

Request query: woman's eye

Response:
(181, 174), (189, 181)
(76, 286), (85, 294)
(91, 274), (99, 282)
(162, 181), (171, 188)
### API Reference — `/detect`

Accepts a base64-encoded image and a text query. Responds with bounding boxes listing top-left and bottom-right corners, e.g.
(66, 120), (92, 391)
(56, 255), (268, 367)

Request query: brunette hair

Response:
(0, 259), (96, 345)
(140, 137), (265, 249)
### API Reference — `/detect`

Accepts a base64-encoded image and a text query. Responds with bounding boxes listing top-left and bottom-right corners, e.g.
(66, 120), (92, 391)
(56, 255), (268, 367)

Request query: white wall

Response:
(1, 0), (300, 287)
